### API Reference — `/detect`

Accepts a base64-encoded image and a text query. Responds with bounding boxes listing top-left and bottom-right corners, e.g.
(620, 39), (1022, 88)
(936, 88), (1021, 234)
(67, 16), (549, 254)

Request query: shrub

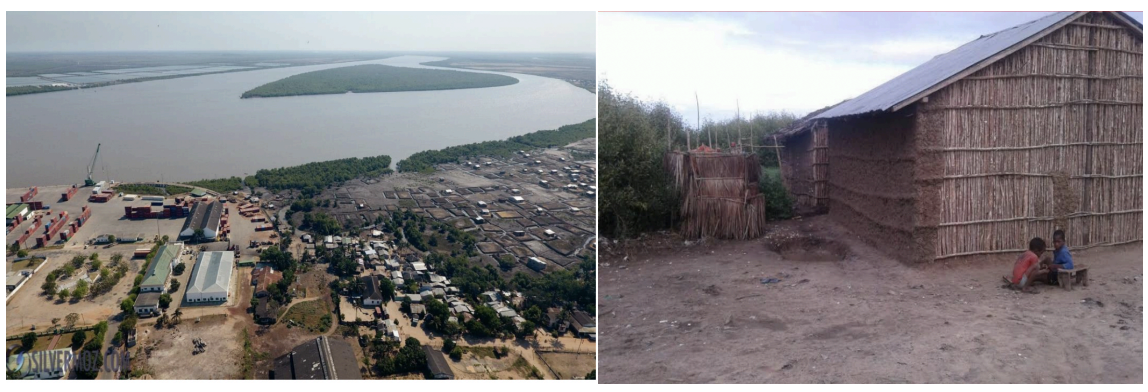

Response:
(21, 332), (36, 351)
(759, 168), (793, 220)
(71, 330), (87, 349)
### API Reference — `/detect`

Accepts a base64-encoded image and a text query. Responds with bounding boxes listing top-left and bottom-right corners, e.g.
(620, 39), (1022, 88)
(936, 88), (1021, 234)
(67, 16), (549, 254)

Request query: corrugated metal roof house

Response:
(778, 11), (1142, 263)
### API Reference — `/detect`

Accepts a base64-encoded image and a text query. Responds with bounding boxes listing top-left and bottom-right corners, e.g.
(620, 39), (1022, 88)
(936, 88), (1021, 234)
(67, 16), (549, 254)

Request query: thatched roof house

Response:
(778, 11), (1142, 263)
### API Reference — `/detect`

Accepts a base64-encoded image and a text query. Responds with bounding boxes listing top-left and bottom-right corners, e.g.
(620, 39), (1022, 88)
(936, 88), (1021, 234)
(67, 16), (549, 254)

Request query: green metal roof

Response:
(141, 243), (181, 288)
(190, 188), (207, 197)
(6, 204), (28, 219)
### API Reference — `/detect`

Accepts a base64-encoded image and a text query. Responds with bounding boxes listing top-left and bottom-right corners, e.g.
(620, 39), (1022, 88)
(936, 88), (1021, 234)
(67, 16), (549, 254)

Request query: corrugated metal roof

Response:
(814, 11), (1130, 119)
(187, 251), (234, 296)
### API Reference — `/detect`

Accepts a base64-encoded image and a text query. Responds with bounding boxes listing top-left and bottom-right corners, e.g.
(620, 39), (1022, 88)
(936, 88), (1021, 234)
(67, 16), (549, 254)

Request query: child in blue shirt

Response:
(1043, 229), (1074, 285)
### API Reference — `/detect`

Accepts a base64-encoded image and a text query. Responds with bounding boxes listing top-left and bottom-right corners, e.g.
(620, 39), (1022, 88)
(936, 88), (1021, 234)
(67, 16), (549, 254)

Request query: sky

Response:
(598, 11), (1144, 122)
(6, 11), (595, 53)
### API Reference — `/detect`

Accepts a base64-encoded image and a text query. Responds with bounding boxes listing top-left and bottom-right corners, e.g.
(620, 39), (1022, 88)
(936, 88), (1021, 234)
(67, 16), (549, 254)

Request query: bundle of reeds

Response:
(669, 151), (769, 239)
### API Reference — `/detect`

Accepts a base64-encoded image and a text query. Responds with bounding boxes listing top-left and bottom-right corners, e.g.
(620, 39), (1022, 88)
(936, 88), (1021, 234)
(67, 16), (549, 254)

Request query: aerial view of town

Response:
(6, 11), (596, 380)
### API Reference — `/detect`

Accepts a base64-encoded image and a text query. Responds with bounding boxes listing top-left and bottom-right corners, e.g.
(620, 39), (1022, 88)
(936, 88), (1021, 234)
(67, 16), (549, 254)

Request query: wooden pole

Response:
(737, 100), (743, 153)
(697, 92), (709, 148)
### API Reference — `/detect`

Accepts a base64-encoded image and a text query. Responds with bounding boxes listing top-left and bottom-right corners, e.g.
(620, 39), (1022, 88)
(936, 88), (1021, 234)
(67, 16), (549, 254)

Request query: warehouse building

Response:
(135, 292), (162, 317)
(185, 251), (235, 303)
(179, 201), (223, 241)
(269, 336), (361, 380)
(140, 242), (184, 293)
(6, 204), (31, 224)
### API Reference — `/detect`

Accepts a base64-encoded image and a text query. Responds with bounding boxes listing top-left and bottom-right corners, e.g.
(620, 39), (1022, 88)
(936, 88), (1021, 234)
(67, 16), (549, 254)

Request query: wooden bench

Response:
(1056, 266), (1089, 290)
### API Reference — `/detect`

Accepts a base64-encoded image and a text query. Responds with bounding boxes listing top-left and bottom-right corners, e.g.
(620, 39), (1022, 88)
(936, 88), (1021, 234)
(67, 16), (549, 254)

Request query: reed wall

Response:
(665, 151), (768, 239)
(926, 12), (1142, 259)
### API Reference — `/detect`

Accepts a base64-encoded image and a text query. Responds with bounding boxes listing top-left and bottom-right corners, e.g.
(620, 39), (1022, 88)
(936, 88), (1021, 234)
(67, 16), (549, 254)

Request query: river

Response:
(5, 55), (595, 188)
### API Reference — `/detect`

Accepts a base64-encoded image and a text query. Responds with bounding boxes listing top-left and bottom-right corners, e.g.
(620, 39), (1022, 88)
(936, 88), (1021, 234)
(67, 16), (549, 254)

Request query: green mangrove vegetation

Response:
(240, 64), (518, 98)
(396, 119), (595, 173)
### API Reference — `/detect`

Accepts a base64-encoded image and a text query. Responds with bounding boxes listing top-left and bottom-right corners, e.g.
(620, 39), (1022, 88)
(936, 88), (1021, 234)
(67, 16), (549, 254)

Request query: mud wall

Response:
(781, 122), (830, 214)
(826, 113), (922, 263)
(782, 129), (817, 211)
(928, 11), (1143, 260)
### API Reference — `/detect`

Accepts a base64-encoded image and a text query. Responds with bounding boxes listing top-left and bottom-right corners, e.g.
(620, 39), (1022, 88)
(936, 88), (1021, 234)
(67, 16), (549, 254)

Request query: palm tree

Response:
(172, 308), (183, 325)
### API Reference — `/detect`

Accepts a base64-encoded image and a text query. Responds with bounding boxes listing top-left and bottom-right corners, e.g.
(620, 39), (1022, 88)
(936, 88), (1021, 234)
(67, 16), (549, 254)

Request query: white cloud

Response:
(864, 38), (967, 62)
(599, 13), (922, 119)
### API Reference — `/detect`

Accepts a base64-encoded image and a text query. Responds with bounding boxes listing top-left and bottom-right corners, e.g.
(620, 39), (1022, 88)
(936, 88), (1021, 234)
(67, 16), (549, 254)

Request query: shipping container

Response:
(20, 187), (38, 203)
(91, 187), (101, 194)
(61, 186), (79, 201)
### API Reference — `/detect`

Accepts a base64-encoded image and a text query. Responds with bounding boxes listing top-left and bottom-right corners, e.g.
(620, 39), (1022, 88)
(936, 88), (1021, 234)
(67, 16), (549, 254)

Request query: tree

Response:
(90, 259), (102, 271)
(89, 253), (99, 262)
(21, 332), (36, 351)
(62, 264), (77, 277)
(498, 254), (516, 271)
(41, 280), (57, 296)
(159, 293), (173, 309)
(107, 235), (116, 243)
(442, 339), (456, 353)
(71, 330), (87, 349)
(121, 297), (135, 314)
(17, 249), (28, 258)
(173, 263), (186, 275)
(72, 280), (89, 299)
(193, 228), (206, 243)
(71, 287), (85, 301)
(172, 308), (183, 325)
(57, 288), (70, 301)
(119, 316), (137, 338)
(64, 313), (79, 328)
(518, 320), (537, 338)
(170, 278), (181, 292)
(449, 346), (463, 361)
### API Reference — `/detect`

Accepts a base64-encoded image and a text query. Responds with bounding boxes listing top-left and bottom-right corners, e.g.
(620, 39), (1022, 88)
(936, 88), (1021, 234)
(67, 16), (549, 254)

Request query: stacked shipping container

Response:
(20, 187), (38, 203)
(61, 185), (79, 202)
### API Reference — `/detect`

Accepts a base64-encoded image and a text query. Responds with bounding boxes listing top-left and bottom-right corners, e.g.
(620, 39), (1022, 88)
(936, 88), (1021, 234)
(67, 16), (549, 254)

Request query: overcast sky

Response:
(6, 12), (595, 53)
(599, 11), (1144, 122)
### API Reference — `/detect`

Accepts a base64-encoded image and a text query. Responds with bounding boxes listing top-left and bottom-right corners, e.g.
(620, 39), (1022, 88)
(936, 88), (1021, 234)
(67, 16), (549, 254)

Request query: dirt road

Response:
(598, 216), (1142, 383)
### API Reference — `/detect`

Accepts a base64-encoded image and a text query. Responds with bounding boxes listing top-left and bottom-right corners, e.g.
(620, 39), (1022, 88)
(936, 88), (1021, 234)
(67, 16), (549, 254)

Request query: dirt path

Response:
(598, 216), (1143, 383)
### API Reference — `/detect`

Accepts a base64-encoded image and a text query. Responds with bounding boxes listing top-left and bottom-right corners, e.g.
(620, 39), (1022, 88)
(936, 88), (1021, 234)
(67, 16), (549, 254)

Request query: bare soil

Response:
(538, 352), (596, 380)
(598, 215), (1143, 383)
(131, 314), (246, 379)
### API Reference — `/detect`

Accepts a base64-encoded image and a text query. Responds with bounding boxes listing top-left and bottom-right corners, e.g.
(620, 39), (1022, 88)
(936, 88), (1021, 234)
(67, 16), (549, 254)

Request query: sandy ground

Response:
(537, 352), (597, 380)
(7, 247), (143, 333)
(598, 216), (1143, 383)
(131, 314), (246, 379)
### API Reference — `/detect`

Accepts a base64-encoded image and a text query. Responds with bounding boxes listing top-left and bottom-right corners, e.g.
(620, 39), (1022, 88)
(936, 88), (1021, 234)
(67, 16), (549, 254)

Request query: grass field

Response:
(281, 299), (332, 333)
(241, 64), (518, 98)
(10, 257), (44, 271)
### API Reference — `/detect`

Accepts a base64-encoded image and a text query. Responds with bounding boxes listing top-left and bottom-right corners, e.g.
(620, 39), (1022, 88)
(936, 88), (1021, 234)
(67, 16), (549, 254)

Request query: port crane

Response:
(84, 143), (102, 187)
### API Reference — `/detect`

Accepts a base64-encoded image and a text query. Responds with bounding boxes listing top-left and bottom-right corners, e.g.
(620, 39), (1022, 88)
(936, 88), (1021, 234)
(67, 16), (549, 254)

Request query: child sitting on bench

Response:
(1005, 237), (1047, 292)
(1041, 229), (1074, 285)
